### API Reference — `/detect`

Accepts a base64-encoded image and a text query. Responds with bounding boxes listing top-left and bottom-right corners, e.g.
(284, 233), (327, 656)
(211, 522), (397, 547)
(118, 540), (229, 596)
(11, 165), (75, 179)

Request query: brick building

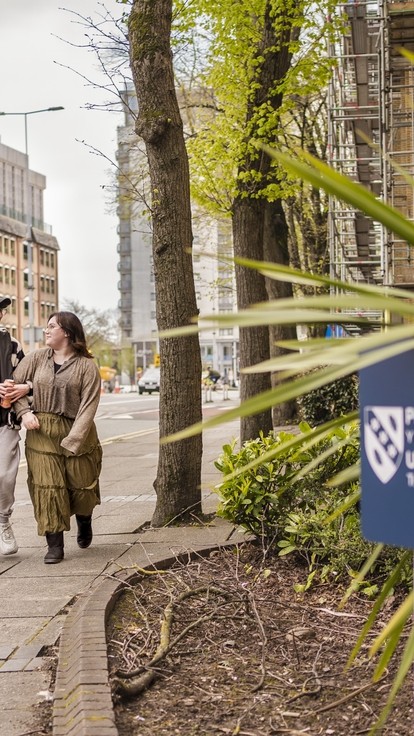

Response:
(0, 141), (59, 350)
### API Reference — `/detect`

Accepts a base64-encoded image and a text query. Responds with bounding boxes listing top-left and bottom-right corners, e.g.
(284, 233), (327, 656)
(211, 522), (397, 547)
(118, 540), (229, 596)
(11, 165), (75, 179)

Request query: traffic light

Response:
(154, 353), (160, 367)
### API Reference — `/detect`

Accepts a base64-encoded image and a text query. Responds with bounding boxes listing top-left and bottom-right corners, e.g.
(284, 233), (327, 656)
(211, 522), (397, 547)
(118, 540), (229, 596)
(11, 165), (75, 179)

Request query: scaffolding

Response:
(328, 0), (414, 293)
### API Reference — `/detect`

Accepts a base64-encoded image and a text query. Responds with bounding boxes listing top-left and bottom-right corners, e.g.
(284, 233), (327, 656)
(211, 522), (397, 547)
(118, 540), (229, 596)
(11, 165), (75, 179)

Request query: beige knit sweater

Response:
(13, 348), (101, 455)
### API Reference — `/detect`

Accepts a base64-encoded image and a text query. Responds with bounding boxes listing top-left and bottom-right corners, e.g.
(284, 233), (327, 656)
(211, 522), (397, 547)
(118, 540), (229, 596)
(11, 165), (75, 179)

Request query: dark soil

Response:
(107, 543), (413, 736)
(29, 644), (58, 735)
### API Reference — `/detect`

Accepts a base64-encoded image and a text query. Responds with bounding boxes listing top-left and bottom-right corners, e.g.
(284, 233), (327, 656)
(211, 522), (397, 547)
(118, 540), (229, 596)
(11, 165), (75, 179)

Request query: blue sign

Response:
(360, 348), (414, 548)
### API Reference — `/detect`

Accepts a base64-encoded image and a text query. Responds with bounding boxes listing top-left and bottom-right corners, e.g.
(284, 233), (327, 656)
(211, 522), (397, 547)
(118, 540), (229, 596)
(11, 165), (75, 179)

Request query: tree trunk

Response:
(232, 0), (300, 442)
(233, 198), (273, 443)
(263, 199), (297, 426)
(129, 0), (203, 526)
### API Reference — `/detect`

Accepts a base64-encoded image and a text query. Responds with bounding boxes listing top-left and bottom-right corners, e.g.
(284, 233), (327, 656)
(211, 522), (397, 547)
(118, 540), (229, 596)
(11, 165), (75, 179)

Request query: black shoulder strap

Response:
(0, 330), (13, 382)
(0, 330), (13, 426)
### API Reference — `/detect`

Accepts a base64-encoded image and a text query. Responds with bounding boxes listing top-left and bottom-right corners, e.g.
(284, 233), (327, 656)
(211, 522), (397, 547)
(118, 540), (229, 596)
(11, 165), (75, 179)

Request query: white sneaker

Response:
(0, 522), (18, 555)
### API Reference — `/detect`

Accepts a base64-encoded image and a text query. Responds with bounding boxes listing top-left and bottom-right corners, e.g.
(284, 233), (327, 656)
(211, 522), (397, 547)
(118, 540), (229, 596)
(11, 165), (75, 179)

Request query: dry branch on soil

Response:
(113, 585), (231, 697)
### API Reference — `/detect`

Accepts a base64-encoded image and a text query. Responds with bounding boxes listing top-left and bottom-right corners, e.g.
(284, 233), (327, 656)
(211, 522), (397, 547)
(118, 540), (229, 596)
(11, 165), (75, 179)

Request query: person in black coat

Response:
(0, 297), (30, 555)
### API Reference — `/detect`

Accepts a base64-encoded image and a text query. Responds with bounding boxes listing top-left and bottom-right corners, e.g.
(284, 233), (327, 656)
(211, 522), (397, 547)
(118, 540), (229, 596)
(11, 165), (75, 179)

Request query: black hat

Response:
(0, 297), (11, 310)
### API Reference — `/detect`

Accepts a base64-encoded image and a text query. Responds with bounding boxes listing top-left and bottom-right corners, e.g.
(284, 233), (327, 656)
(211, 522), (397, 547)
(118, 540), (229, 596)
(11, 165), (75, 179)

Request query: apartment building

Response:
(0, 141), (59, 350)
(116, 90), (239, 383)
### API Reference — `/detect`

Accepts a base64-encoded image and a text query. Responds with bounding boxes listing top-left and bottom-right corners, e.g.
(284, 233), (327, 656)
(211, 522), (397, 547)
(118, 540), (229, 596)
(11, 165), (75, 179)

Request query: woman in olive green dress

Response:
(13, 312), (102, 564)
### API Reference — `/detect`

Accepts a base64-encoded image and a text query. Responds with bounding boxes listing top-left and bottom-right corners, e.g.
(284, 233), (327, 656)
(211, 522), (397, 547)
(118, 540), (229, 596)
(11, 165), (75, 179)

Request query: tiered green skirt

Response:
(25, 412), (102, 535)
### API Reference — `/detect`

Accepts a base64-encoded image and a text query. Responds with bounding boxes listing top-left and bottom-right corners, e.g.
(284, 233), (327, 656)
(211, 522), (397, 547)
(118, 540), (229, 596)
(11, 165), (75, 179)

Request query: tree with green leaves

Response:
(179, 0), (340, 439)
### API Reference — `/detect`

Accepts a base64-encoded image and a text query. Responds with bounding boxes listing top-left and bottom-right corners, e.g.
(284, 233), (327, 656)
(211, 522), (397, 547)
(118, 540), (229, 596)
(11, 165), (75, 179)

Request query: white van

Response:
(138, 367), (160, 395)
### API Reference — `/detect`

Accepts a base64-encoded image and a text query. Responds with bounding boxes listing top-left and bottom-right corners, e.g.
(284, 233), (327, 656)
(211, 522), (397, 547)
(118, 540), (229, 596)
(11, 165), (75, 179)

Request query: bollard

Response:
(222, 383), (229, 400)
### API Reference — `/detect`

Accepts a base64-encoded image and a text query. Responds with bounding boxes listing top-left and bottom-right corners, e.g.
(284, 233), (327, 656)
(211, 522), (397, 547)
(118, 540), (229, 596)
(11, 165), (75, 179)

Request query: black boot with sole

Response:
(76, 515), (93, 548)
(44, 531), (64, 564)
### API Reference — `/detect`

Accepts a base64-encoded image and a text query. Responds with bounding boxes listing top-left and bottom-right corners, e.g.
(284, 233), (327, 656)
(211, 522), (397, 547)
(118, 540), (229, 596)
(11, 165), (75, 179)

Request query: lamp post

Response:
(0, 106), (64, 350)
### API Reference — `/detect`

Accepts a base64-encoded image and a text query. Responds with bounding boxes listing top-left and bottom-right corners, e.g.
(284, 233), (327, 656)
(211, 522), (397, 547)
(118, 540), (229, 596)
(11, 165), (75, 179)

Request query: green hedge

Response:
(297, 370), (359, 425)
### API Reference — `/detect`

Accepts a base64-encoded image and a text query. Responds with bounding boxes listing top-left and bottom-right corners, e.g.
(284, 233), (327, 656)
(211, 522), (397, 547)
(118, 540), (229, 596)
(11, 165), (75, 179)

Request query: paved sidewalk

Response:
(0, 410), (242, 736)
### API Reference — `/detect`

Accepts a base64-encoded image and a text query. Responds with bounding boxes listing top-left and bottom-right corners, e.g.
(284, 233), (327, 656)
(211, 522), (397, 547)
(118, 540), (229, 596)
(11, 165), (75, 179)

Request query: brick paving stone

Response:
(24, 656), (46, 671)
(13, 644), (42, 658)
(0, 645), (15, 659)
(60, 656), (110, 682)
(0, 658), (32, 672)
(66, 727), (117, 736)
(55, 711), (117, 736)
(55, 694), (112, 711)
(54, 697), (113, 727)
(53, 685), (110, 706)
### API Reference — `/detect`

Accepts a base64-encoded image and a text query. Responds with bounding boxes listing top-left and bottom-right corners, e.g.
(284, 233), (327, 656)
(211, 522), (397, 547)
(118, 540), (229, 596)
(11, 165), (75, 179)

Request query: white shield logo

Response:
(364, 406), (404, 484)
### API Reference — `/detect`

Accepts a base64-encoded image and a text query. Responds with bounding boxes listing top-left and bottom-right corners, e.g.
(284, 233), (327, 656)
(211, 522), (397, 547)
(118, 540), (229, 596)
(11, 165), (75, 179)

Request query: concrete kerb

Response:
(52, 523), (251, 736)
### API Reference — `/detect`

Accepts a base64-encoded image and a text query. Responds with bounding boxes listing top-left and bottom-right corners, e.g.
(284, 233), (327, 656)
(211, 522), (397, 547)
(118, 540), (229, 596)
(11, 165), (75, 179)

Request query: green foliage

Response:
(278, 503), (410, 595)
(179, 0), (343, 214)
(215, 421), (359, 547)
(297, 370), (359, 425)
(215, 423), (410, 596)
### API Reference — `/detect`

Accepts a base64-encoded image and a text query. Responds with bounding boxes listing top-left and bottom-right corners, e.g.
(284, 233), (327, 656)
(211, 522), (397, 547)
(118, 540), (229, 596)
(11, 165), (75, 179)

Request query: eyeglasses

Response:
(43, 324), (62, 332)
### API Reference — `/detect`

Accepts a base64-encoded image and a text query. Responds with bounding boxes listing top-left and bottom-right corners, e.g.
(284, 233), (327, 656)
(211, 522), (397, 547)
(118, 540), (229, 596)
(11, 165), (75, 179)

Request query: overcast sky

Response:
(0, 0), (129, 312)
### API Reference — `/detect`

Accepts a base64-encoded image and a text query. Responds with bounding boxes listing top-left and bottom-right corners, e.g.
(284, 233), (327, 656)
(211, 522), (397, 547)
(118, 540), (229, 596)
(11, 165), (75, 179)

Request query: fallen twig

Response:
(113, 585), (229, 698)
(309, 672), (388, 715)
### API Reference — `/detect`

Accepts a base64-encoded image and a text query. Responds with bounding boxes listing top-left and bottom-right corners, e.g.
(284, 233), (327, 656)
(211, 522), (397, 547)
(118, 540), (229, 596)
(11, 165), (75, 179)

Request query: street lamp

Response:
(0, 106), (64, 350)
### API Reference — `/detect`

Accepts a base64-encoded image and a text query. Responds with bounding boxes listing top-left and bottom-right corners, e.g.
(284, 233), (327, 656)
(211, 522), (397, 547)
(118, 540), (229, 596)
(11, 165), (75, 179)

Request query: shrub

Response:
(214, 422), (359, 547)
(297, 370), (359, 426)
(214, 422), (409, 590)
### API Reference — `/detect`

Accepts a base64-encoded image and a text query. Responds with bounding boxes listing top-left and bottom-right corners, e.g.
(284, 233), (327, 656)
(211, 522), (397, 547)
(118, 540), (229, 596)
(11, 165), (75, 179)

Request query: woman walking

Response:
(13, 312), (102, 564)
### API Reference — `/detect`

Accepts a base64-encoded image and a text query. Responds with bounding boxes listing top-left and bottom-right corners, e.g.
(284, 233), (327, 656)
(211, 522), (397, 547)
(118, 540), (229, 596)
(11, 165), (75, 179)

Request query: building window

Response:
(0, 237), (2, 254)
(40, 276), (45, 292)
(4, 266), (9, 285)
(23, 298), (29, 317)
(23, 269), (29, 288)
(0, 266), (3, 283)
(50, 252), (55, 269)
(40, 249), (44, 266)
(23, 242), (28, 260)
(10, 240), (15, 257)
(3, 238), (9, 256)
(50, 278), (55, 294)
(45, 251), (50, 268)
(10, 268), (16, 286)
(11, 297), (16, 315)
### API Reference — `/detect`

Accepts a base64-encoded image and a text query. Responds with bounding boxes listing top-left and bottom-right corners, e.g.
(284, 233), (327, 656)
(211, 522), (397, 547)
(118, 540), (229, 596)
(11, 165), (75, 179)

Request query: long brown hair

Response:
(48, 312), (93, 358)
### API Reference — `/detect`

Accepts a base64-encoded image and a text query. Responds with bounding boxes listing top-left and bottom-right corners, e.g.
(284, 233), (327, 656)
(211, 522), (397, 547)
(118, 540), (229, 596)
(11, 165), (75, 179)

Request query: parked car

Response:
(138, 367), (160, 395)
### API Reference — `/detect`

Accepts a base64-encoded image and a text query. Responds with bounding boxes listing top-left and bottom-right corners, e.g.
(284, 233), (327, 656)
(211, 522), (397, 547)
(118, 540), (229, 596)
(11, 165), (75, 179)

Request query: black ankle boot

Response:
(44, 532), (64, 564)
(76, 515), (93, 548)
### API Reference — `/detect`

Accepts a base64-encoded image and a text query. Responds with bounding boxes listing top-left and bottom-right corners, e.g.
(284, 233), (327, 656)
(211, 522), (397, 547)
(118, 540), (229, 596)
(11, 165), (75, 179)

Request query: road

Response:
(96, 387), (239, 443)
(96, 392), (160, 442)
